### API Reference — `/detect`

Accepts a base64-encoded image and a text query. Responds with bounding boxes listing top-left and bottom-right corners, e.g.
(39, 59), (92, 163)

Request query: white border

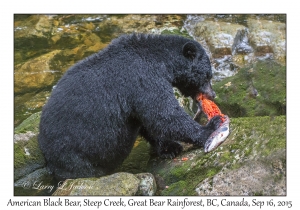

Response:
(2, 0), (298, 209)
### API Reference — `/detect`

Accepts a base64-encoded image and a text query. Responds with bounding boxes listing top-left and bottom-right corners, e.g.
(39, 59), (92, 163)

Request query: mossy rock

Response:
(118, 137), (151, 174)
(53, 172), (140, 196)
(14, 111), (45, 180)
(148, 115), (286, 195)
(213, 60), (286, 117)
(14, 135), (45, 181)
(161, 28), (193, 39)
(14, 111), (41, 134)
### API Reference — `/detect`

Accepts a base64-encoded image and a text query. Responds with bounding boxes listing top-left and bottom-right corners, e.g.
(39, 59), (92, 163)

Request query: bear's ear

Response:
(182, 42), (197, 60)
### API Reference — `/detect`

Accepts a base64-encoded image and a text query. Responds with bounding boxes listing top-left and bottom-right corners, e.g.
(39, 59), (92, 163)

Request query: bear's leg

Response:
(46, 152), (112, 180)
(155, 140), (183, 159)
(135, 87), (222, 154)
(140, 126), (183, 159)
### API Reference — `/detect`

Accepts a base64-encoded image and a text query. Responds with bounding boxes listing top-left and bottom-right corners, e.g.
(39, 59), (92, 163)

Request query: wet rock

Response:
(23, 91), (51, 110)
(14, 15), (53, 39)
(14, 15), (54, 63)
(14, 112), (45, 181)
(14, 15), (53, 49)
(15, 111), (41, 134)
(49, 41), (107, 74)
(14, 134), (45, 180)
(185, 19), (247, 81)
(14, 167), (49, 188)
(52, 172), (140, 196)
(192, 21), (246, 58)
(232, 29), (253, 55)
(135, 173), (157, 196)
(247, 18), (286, 64)
(183, 15), (286, 82)
(14, 91), (51, 127)
(50, 24), (100, 49)
(14, 50), (62, 94)
(118, 137), (151, 174)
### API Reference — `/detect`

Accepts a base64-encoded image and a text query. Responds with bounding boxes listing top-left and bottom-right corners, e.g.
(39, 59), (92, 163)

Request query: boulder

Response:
(52, 172), (140, 196)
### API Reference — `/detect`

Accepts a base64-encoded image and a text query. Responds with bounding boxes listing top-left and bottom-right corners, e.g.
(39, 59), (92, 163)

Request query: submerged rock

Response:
(14, 50), (62, 94)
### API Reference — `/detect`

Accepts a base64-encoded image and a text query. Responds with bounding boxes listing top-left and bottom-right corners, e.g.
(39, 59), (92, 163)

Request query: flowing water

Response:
(14, 14), (286, 127)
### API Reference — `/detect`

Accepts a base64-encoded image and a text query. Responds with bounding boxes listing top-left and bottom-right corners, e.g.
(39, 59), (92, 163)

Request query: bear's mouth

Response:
(193, 92), (214, 102)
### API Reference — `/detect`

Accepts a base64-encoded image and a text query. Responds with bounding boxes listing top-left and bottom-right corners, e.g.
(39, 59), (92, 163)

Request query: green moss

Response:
(118, 137), (151, 174)
(14, 111), (41, 134)
(14, 135), (45, 170)
(161, 180), (187, 196)
(151, 115), (286, 195)
(14, 142), (27, 169)
(206, 167), (219, 177)
(168, 164), (190, 183)
(219, 150), (233, 162)
(214, 60), (286, 117)
(161, 28), (193, 39)
(159, 157), (223, 195)
(254, 191), (264, 196)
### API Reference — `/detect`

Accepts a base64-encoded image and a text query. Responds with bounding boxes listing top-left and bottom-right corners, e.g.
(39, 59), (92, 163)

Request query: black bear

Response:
(38, 34), (221, 180)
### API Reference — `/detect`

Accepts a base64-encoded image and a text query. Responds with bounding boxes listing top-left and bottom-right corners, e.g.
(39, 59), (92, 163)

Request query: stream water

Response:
(14, 14), (286, 127)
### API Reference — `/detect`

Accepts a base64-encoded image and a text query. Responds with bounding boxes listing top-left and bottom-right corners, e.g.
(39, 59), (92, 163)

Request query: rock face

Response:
(195, 150), (286, 196)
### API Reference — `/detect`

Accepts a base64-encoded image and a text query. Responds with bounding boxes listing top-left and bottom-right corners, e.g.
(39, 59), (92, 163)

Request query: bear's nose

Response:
(211, 91), (216, 99)
(205, 91), (216, 100)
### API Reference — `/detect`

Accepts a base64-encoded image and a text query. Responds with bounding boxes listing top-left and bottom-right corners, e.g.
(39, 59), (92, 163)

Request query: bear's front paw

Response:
(206, 115), (222, 131)
(157, 141), (183, 159)
(195, 115), (223, 147)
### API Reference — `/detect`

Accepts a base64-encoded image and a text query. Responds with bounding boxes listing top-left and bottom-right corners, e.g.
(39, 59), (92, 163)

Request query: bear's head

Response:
(173, 41), (216, 101)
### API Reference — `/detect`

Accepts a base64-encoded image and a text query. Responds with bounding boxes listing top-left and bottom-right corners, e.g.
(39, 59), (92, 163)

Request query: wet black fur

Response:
(38, 34), (221, 180)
